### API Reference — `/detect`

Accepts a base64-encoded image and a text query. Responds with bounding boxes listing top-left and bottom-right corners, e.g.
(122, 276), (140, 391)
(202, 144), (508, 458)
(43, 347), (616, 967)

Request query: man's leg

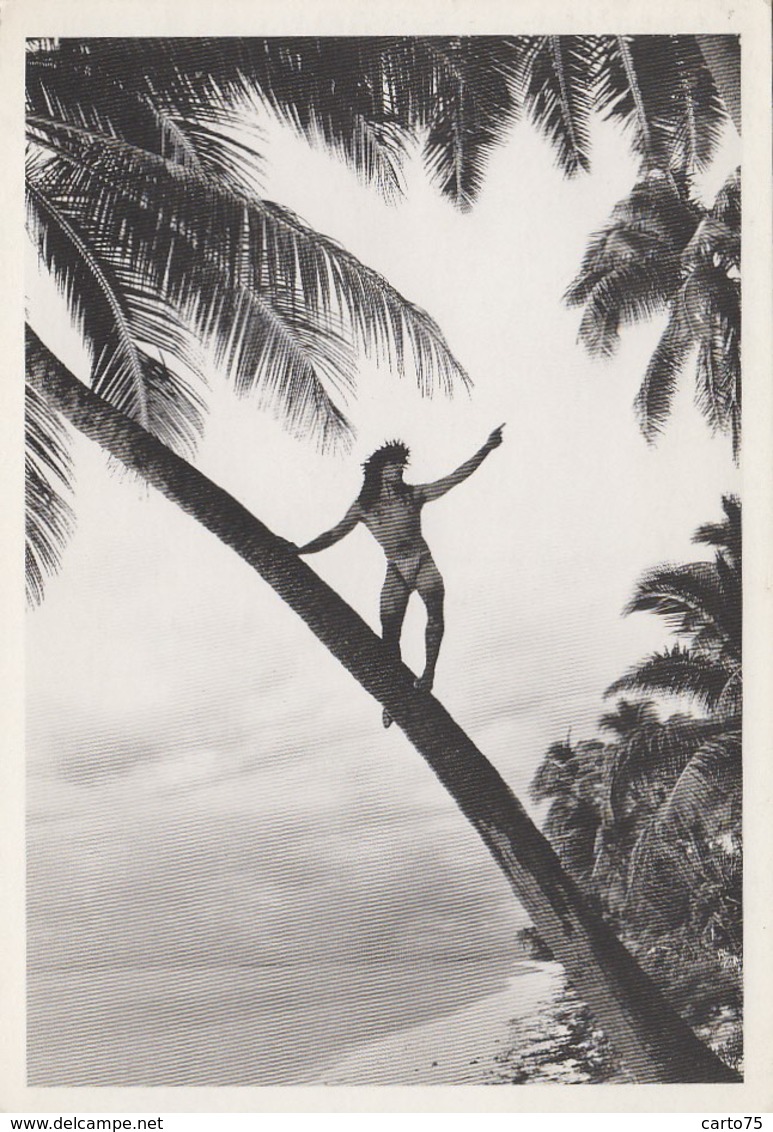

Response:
(416, 556), (445, 693)
(380, 564), (410, 727)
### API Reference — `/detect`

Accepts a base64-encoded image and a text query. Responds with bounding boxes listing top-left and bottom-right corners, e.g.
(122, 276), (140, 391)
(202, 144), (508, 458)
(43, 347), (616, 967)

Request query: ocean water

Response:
(28, 961), (537, 1086)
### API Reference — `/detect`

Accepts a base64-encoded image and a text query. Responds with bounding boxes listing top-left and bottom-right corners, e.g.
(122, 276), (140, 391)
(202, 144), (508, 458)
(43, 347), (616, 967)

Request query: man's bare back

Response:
(292, 426), (504, 721)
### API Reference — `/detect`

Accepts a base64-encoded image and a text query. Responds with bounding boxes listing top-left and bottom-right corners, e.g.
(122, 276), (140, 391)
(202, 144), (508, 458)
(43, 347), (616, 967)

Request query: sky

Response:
(26, 96), (741, 972)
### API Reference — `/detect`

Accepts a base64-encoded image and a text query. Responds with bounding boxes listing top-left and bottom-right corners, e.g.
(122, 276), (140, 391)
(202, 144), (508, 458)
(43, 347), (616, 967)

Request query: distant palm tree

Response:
(602, 497), (742, 943)
(530, 738), (606, 886)
(590, 701), (655, 910)
(566, 170), (741, 453)
(599, 705), (738, 935)
(532, 700), (729, 933)
(536, 497), (742, 952)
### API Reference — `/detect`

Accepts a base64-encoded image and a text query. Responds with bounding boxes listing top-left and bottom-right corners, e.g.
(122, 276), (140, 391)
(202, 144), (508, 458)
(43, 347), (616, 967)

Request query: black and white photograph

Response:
(4, 0), (772, 1112)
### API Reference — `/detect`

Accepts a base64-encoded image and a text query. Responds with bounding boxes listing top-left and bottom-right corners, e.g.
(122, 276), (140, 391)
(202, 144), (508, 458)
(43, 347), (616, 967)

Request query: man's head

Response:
(359, 440), (410, 506)
(364, 441), (410, 475)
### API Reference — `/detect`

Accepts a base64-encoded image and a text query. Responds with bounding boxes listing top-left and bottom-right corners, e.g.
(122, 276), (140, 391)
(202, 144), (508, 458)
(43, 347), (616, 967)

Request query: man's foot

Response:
(382, 707), (393, 729)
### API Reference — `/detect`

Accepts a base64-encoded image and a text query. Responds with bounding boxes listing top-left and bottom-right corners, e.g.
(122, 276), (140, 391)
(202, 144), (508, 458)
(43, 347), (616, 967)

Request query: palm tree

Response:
(547, 33), (741, 452)
(536, 496), (743, 963)
(26, 39), (741, 1082)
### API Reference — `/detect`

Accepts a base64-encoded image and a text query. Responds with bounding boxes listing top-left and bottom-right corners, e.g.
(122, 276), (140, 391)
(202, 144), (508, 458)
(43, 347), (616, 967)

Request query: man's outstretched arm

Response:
(294, 502), (361, 554)
(417, 425), (504, 503)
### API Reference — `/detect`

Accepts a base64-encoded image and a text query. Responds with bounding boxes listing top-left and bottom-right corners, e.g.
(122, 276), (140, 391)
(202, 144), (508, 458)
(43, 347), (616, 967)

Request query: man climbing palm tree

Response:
(293, 426), (504, 725)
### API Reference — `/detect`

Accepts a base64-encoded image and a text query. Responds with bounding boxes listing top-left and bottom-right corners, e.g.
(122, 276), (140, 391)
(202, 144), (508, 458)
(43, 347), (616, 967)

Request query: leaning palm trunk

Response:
(26, 328), (739, 1085)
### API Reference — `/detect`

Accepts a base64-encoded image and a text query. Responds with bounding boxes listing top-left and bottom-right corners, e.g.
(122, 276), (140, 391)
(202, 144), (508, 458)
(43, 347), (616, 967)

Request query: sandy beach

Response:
(313, 961), (566, 1086)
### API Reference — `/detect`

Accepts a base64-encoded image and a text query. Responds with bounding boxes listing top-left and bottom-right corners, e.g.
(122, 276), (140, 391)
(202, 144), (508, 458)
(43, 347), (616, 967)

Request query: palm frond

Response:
(543, 795), (601, 880)
(692, 268), (741, 450)
(28, 47), (270, 199)
(711, 167), (741, 230)
(591, 36), (658, 166)
(668, 37), (729, 174)
(30, 141), (356, 449)
(565, 219), (683, 309)
(606, 645), (739, 712)
(567, 163), (741, 449)
(235, 37), (412, 200)
(236, 38), (410, 201)
(25, 348), (75, 607)
(577, 258), (682, 357)
(693, 494), (741, 564)
(620, 732), (741, 936)
(683, 216), (740, 274)
(131, 350), (207, 458)
(154, 105), (268, 198)
(566, 176), (698, 356)
(158, 37), (419, 197)
(713, 551), (742, 651)
(661, 731), (741, 833)
(514, 36), (596, 177)
(320, 114), (409, 205)
(27, 49), (167, 157)
(623, 560), (740, 653)
(27, 177), (150, 428)
(219, 286), (355, 451)
(530, 739), (576, 802)
(572, 744), (609, 818)
(630, 168), (741, 450)
(623, 814), (693, 927)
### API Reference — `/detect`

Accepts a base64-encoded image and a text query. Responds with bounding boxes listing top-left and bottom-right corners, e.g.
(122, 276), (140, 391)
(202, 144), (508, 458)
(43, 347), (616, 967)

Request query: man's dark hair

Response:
(358, 440), (411, 509)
